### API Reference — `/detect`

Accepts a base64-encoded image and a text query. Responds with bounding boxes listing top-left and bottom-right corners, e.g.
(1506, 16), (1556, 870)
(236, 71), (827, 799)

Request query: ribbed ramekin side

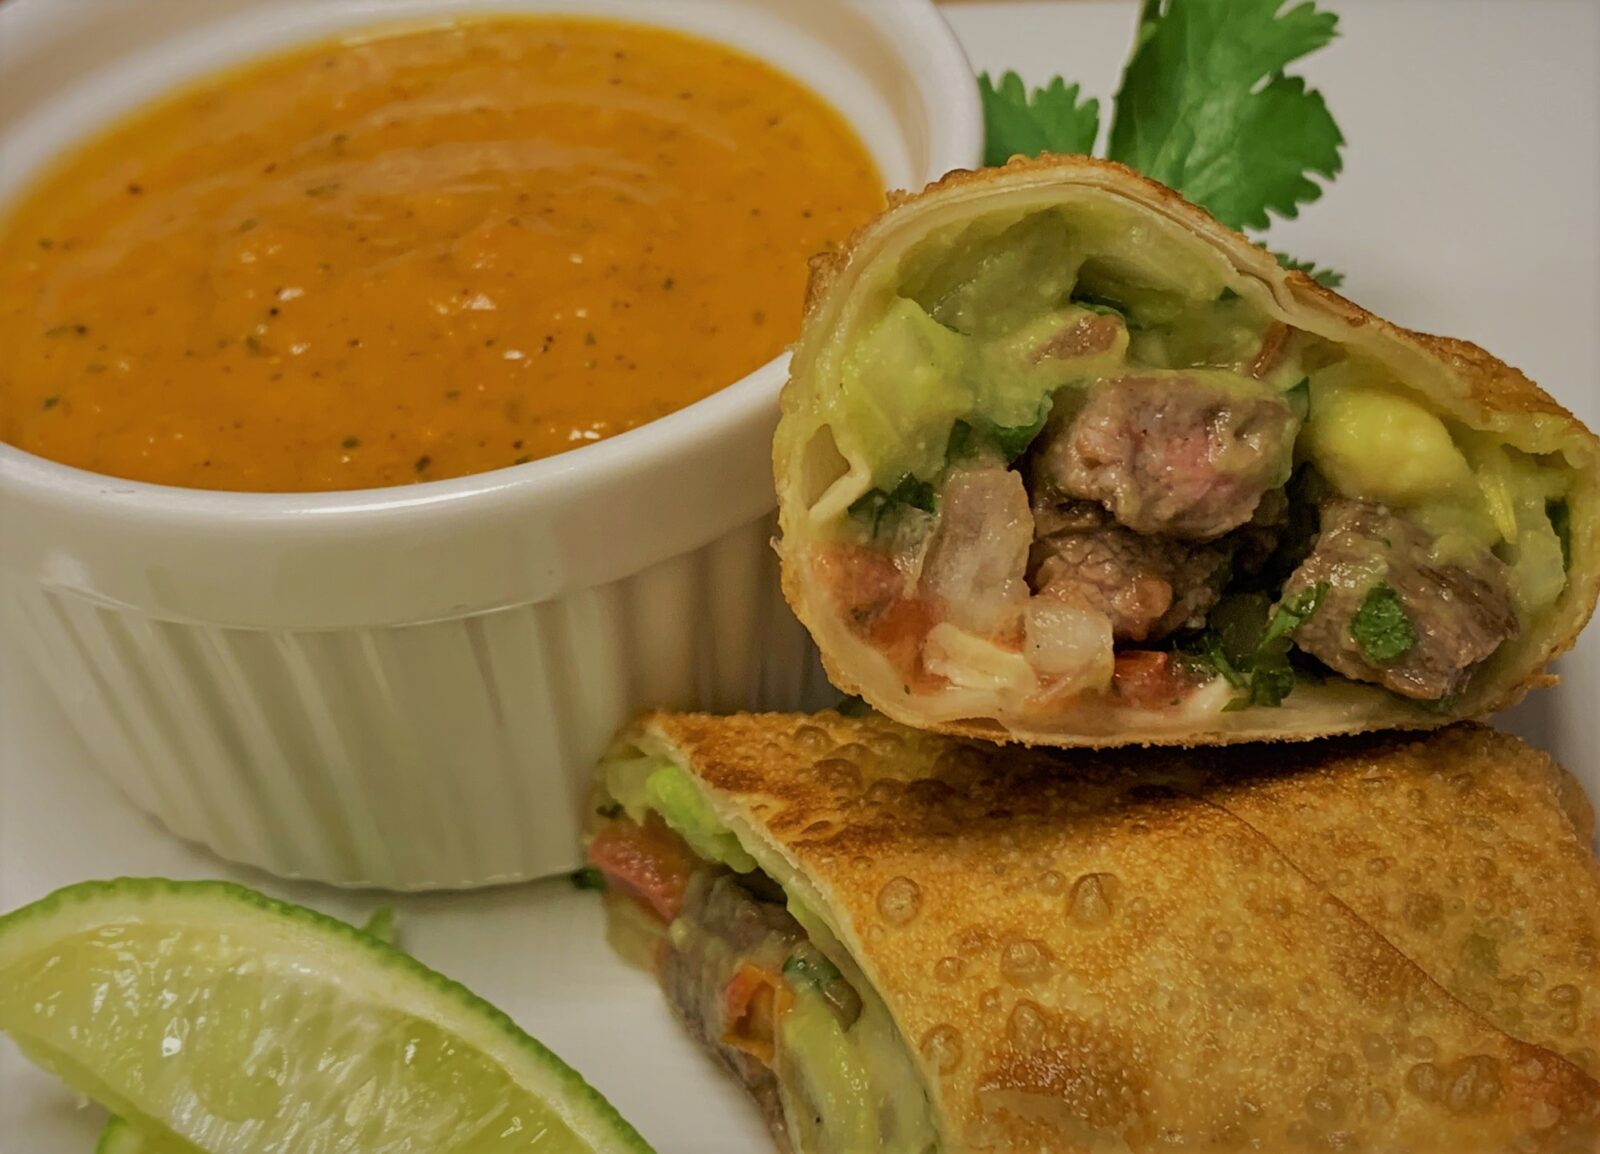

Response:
(2, 512), (829, 889)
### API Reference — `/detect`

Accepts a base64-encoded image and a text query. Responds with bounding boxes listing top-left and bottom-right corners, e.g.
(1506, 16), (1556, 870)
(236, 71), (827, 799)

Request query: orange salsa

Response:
(0, 18), (883, 491)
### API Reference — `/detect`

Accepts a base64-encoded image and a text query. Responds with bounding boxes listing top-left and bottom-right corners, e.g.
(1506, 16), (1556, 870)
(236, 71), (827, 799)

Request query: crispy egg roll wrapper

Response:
(617, 710), (1600, 1152)
(774, 156), (1600, 745)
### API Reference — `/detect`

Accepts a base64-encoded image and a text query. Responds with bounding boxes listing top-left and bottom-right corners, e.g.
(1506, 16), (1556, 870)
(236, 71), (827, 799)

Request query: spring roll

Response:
(584, 711), (1600, 1154)
(774, 156), (1599, 745)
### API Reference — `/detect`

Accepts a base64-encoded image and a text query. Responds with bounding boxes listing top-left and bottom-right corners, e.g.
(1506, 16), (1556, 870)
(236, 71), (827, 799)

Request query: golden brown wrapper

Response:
(774, 156), (1600, 746)
(625, 710), (1600, 1152)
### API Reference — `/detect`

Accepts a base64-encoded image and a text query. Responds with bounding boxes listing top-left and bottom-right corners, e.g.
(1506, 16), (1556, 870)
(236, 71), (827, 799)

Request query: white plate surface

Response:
(2, 2), (1597, 1150)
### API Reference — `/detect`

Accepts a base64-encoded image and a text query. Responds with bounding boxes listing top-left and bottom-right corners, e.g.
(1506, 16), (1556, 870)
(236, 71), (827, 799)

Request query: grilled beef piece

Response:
(662, 870), (803, 1144)
(1030, 375), (1298, 540)
(1284, 499), (1519, 700)
(1029, 499), (1232, 642)
(1230, 487), (1290, 578)
(1035, 311), (1124, 361)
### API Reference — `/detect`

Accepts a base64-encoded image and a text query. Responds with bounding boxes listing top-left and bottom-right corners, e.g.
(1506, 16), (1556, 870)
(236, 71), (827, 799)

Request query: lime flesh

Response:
(0, 879), (652, 1153)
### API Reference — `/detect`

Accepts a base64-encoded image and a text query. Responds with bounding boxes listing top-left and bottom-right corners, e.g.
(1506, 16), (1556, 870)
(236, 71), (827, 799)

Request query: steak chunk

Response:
(1284, 499), (1519, 701)
(663, 871), (803, 1140)
(1030, 500), (1231, 643)
(1031, 376), (1298, 540)
(1035, 311), (1124, 361)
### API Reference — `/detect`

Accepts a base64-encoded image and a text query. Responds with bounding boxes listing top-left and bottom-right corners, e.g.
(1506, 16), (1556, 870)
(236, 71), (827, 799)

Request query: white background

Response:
(3, 1), (1597, 1150)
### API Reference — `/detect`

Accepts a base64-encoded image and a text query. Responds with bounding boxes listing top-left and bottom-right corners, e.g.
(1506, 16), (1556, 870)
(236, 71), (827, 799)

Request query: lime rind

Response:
(96, 1117), (157, 1154)
(96, 1116), (204, 1154)
(0, 878), (653, 1154)
(96, 1117), (137, 1154)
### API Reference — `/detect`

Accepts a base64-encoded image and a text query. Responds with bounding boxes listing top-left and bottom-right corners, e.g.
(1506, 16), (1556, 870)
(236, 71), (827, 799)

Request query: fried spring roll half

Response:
(584, 711), (1600, 1153)
(774, 156), (1599, 745)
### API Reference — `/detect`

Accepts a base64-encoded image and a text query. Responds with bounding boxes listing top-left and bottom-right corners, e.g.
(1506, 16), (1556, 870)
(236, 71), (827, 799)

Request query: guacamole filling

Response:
(804, 202), (1574, 715)
(585, 758), (939, 1154)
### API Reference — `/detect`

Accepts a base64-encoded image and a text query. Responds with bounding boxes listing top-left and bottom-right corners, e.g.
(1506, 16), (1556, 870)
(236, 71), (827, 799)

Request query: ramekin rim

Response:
(0, 0), (982, 525)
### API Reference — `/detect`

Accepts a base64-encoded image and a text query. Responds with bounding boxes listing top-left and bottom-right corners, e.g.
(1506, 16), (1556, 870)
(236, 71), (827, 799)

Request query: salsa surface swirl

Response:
(0, 17), (883, 491)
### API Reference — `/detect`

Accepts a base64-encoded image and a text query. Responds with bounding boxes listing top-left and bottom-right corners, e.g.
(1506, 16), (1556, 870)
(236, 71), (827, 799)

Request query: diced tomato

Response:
(813, 543), (906, 633)
(585, 814), (696, 923)
(721, 962), (790, 1066)
(812, 544), (942, 689)
(1112, 650), (1196, 709)
(876, 597), (943, 682)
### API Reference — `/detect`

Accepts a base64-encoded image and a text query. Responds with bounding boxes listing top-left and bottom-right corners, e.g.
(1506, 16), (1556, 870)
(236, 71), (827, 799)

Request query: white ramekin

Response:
(0, 0), (982, 889)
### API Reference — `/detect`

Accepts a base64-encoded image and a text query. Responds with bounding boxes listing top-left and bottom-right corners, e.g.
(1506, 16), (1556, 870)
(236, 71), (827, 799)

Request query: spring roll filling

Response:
(800, 202), (1574, 718)
(585, 753), (939, 1154)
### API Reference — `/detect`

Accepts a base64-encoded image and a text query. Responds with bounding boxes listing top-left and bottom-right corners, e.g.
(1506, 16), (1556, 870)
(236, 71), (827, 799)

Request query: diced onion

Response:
(1024, 598), (1115, 693)
(923, 623), (1037, 695)
(918, 463), (1032, 636)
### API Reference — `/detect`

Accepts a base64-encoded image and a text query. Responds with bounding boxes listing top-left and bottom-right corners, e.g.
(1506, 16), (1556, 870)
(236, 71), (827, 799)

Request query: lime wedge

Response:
(0, 879), (652, 1153)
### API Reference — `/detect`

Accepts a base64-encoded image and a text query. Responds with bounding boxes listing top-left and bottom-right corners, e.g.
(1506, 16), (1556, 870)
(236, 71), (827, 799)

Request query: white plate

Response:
(2, 2), (1597, 1150)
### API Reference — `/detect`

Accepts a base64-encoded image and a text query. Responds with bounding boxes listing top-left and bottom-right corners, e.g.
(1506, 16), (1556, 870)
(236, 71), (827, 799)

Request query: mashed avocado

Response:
(1303, 363), (1476, 506)
(779, 989), (877, 1151)
(602, 755), (756, 872)
(838, 299), (975, 486)
(644, 765), (757, 873)
(827, 202), (1280, 493)
(1299, 366), (1571, 619)
(599, 751), (939, 1153)
(1465, 437), (1571, 615)
(781, 899), (938, 1154)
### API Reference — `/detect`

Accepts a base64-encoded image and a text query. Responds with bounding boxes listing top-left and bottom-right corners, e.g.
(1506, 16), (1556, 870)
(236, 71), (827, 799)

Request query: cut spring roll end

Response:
(774, 156), (1600, 746)
(584, 721), (939, 1154)
(582, 710), (1600, 1154)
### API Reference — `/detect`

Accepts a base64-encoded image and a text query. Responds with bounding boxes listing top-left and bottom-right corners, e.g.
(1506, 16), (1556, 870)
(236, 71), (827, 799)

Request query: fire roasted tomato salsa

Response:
(0, 17), (882, 491)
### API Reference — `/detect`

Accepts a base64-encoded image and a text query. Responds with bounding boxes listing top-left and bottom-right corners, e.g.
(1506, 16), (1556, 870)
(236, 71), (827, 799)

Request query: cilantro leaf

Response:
(980, 71), (1101, 166)
(944, 409), (1049, 468)
(1107, 0), (1345, 231)
(783, 945), (844, 989)
(1240, 581), (1327, 707)
(1350, 584), (1417, 666)
(1199, 582), (1327, 709)
(1242, 661), (1299, 709)
(1275, 249), (1345, 289)
(1266, 581), (1326, 644)
(991, 405), (1051, 463)
(946, 419), (978, 463)
(1195, 631), (1248, 689)
(568, 866), (607, 892)
(849, 474), (938, 537)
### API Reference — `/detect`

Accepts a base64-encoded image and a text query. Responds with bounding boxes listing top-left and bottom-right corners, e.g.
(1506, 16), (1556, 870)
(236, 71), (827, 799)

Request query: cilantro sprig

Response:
(1193, 582), (1329, 709)
(978, 0), (1345, 285)
(848, 474), (938, 537)
(1275, 251), (1345, 290)
(782, 947), (843, 989)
